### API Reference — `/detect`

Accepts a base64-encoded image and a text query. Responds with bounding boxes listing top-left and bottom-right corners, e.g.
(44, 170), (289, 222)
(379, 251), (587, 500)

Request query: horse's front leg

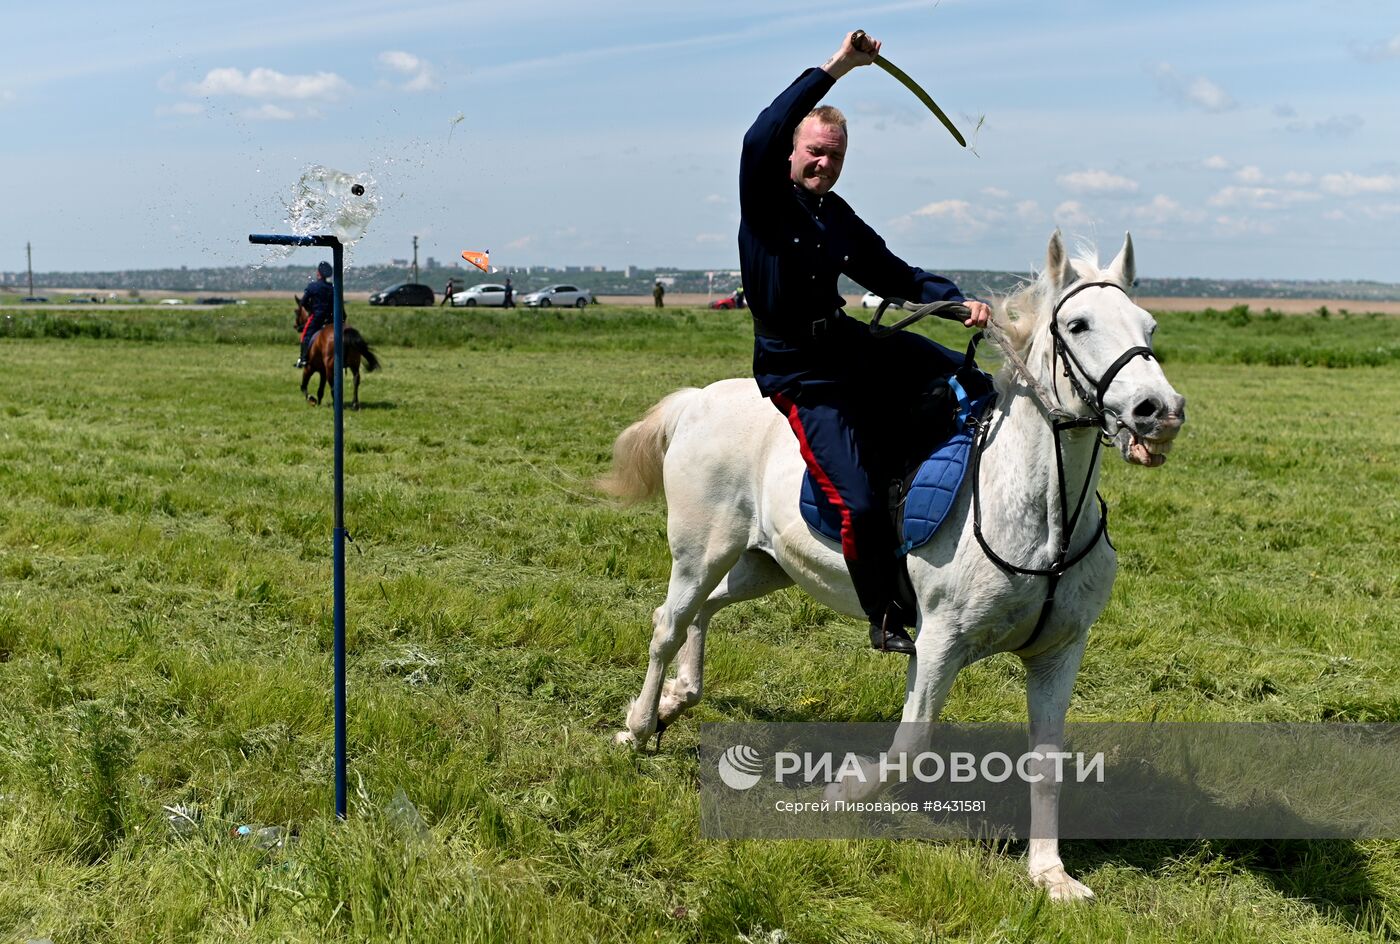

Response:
(315, 370), (327, 406)
(350, 365), (361, 411)
(1023, 635), (1093, 902)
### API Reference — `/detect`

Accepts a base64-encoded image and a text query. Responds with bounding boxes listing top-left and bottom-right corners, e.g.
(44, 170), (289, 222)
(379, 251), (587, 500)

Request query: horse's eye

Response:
(1067, 319), (1089, 335)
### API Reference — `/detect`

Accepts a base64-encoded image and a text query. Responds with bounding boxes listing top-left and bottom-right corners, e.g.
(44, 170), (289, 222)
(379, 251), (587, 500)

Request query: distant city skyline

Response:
(4, 1), (1399, 281)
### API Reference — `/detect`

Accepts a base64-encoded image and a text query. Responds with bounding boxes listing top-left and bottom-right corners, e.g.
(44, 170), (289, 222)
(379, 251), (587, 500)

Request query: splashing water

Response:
(287, 164), (379, 243)
(256, 164), (379, 267)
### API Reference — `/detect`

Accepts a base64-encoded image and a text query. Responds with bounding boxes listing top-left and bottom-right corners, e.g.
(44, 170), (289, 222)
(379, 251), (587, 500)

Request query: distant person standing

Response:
(441, 277), (456, 306)
(653, 280), (666, 308)
(504, 277), (515, 308)
(296, 260), (335, 368)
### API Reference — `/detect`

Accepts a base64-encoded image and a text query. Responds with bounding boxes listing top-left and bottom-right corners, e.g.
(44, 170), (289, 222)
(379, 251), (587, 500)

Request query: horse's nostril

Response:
(1133, 398), (1161, 419)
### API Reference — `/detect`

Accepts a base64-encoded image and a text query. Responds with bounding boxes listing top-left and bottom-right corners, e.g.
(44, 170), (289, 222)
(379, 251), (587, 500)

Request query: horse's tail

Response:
(596, 387), (701, 502)
(344, 327), (381, 373)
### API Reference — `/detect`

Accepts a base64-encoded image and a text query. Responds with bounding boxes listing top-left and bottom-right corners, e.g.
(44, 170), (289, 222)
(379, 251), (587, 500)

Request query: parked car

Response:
(197, 296), (245, 305)
(19, 296), (49, 303)
(860, 291), (884, 308)
(709, 289), (747, 310)
(368, 283), (436, 306)
(159, 298), (185, 305)
(520, 284), (593, 308)
(450, 283), (511, 307)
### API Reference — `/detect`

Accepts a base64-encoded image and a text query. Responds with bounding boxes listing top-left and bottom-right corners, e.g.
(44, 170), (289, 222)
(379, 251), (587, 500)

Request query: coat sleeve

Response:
(739, 68), (836, 241)
(841, 207), (965, 305)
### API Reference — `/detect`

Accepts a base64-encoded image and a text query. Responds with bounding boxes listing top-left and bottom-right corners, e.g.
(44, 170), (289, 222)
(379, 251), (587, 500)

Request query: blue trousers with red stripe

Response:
(767, 327), (963, 625)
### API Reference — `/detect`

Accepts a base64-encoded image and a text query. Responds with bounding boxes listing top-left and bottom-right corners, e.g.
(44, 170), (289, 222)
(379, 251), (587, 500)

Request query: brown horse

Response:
(294, 296), (381, 410)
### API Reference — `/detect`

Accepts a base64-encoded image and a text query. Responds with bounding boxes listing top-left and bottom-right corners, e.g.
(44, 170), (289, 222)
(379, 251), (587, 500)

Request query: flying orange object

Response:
(461, 249), (491, 272)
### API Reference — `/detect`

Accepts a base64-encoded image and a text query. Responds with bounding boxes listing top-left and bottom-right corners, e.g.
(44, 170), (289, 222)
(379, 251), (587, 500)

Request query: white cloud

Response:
(155, 102), (204, 117)
(506, 235), (533, 251)
(703, 193), (727, 205)
(1202, 155), (1230, 171)
(1235, 165), (1264, 184)
(1356, 34), (1400, 61)
(1053, 200), (1094, 228)
(913, 199), (977, 224)
(1057, 169), (1139, 195)
(1154, 63), (1236, 112)
(190, 67), (349, 101)
(1132, 195), (1206, 225)
(378, 50), (434, 92)
(1214, 215), (1276, 237)
(1207, 186), (1320, 210)
(1280, 171), (1314, 187)
(1014, 200), (1041, 221)
(1319, 172), (1400, 196)
(981, 186), (1011, 199)
(0, 89), (15, 107)
(1285, 114), (1363, 137)
(241, 103), (297, 121)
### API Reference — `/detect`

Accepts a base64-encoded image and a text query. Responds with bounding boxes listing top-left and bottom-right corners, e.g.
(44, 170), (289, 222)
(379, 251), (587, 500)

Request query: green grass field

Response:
(0, 301), (1397, 942)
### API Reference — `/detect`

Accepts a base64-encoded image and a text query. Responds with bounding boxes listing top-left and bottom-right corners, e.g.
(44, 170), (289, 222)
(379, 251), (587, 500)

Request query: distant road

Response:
(600, 294), (1400, 315)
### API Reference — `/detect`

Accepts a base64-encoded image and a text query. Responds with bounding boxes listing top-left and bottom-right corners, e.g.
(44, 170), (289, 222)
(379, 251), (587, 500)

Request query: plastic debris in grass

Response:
(232, 824), (290, 850)
(388, 786), (431, 843)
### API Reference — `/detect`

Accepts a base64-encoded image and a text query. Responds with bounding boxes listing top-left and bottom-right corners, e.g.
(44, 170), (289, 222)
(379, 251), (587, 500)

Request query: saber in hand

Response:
(852, 29), (965, 148)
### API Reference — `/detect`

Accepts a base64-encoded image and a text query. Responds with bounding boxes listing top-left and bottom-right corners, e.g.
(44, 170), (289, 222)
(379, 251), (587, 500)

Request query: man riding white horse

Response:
(740, 30), (991, 655)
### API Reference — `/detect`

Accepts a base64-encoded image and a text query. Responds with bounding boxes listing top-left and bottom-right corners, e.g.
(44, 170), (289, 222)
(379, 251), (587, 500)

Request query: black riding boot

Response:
(868, 601), (916, 655)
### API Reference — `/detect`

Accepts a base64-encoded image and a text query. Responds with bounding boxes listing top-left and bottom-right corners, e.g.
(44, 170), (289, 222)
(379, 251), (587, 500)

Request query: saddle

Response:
(800, 357), (995, 555)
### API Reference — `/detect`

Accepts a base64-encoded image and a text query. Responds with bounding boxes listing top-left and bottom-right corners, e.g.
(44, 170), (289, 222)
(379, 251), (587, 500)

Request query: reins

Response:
(874, 281), (1151, 651)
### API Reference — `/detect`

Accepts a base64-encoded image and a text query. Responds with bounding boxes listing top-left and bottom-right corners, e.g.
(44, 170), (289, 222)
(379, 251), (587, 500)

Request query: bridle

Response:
(1045, 280), (1157, 436)
(968, 279), (1156, 652)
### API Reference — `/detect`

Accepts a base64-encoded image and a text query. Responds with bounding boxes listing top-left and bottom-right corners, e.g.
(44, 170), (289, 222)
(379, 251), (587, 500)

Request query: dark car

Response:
(369, 283), (436, 306)
(19, 296), (49, 303)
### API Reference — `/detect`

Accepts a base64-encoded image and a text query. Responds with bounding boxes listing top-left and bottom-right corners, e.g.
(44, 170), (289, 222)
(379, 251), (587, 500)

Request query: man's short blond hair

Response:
(793, 105), (847, 145)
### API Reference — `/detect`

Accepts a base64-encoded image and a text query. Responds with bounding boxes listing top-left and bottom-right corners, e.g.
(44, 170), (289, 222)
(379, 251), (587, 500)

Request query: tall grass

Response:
(0, 301), (1396, 941)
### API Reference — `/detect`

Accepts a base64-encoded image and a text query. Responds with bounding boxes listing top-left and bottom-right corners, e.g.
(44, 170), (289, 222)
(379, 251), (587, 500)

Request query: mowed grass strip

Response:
(0, 302), (1396, 942)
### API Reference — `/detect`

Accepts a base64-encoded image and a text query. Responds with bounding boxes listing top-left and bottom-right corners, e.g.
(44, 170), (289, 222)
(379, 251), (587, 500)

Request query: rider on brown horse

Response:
(296, 261), (335, 368)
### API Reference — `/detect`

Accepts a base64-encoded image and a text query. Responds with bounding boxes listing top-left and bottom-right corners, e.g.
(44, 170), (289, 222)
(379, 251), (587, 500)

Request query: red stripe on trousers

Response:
(773, 392), (859, 560)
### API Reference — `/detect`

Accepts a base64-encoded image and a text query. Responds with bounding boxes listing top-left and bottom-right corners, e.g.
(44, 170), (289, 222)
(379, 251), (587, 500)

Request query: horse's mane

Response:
(987, 241), (1124, 384)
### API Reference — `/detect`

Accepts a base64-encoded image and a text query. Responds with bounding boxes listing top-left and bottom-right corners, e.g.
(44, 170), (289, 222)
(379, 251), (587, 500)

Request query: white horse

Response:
(601, 232), (1185, 900)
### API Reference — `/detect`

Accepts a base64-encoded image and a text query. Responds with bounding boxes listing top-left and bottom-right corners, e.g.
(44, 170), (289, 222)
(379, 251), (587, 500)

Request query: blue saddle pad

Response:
(800, 380), (994, 555)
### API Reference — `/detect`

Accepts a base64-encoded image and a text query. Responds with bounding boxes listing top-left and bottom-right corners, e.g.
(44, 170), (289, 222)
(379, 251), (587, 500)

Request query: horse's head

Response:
(994, 231), (1186, 466)
(294, 295), (308, 331)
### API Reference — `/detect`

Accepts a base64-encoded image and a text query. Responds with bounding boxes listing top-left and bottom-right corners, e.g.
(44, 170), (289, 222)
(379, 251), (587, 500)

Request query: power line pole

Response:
(412, 236), (419, 284)
(27, 242), (34, 297)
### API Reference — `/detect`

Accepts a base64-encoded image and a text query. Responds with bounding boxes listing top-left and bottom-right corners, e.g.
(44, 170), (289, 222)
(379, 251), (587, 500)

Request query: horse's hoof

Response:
(1031, 866), (1095, 903)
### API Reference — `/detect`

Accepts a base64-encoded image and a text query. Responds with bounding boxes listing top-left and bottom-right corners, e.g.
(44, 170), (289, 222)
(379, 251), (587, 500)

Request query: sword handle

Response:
(850, 30), (877, 56)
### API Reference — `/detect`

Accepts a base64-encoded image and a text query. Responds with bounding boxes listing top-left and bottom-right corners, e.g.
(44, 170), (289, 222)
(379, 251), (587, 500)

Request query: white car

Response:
(860, 291), (884, 309)
(521, 284), (594, 308)
(451, 283), (512, 307)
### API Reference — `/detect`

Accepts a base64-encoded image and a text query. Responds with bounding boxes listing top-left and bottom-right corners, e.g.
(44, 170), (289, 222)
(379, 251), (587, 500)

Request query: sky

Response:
(3, 0), (1399, 281)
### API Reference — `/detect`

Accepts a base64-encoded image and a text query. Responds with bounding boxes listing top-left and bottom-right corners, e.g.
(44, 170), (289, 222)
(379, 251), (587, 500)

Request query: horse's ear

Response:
(1045, 230), (1076, 293)
(1107, 232), (1136, 288)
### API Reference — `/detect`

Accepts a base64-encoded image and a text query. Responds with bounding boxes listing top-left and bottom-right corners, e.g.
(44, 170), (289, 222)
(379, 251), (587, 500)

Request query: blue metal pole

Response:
(331, 242), (347, 820)
(247, 232), (348, 819)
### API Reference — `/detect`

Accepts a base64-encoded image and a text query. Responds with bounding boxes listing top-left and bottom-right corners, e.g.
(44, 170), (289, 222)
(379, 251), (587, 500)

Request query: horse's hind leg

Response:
(618, 541), (744, 749)
(350, 363), (361, 411)
(657, 550), (793, 728)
